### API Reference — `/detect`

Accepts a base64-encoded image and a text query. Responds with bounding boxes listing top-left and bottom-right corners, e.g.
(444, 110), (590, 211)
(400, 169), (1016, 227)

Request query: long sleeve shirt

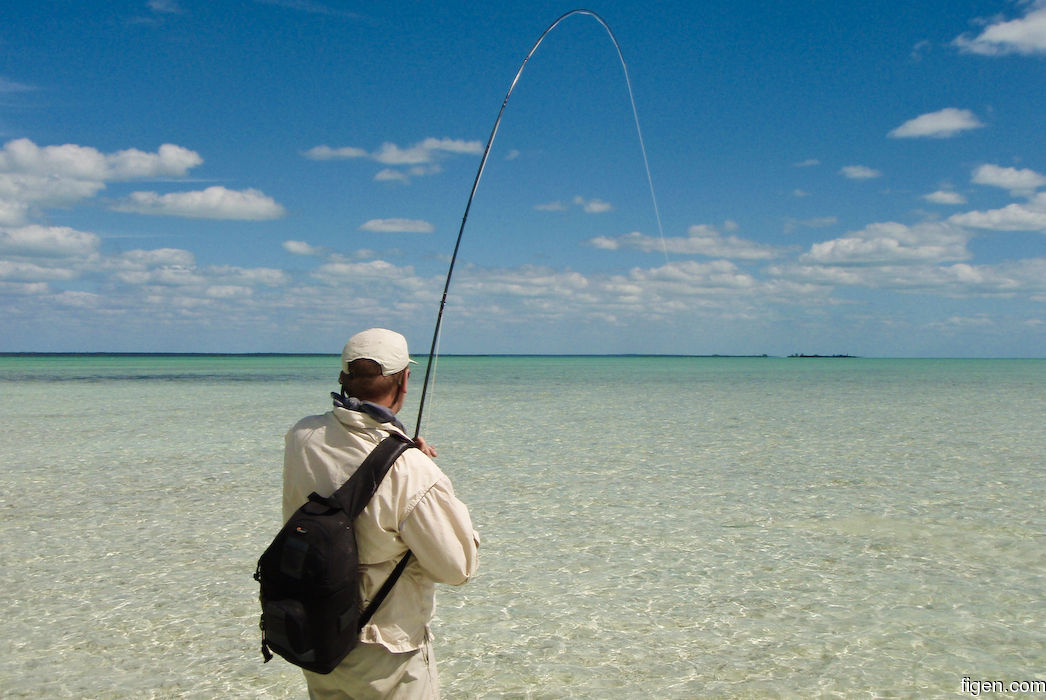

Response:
(282, 405), (479, 653)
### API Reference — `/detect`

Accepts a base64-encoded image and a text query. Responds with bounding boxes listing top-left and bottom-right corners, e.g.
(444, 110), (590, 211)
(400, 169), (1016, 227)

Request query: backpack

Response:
(254, 433), (414, 674)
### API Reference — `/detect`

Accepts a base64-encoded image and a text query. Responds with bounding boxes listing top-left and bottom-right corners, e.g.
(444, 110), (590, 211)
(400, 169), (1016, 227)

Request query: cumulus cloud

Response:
(0, 224), (100, 257)
(888, 108), (985, 138)
(116, 248), (196, 267)
(283, 240), (324, 256)
(954, 3), (1046, 55)
(0, 138), (204, 225)
(311, 259), (420, 287)
(0, 138), (201, 180)
(112, 260), (287, 288)
(770, 256), (1046, 297)
(302, 145), (369, 160)
(588, 224), (782, 261)
(359, 218), (434, 233)
(303, 137), (481, 182)
(924, 190), (967, 205)
(374, 168), (410, 183)
(800, 222), (971, 265)
(840, 165), (882, 180)
(206, 264), (288, 286)
(112, 186), (286, 219)
(534, 196), (613, 214)
(0, 259), (79, 282)
(572, 196), (613, 214)
(949, 193), (1046, 231)
(971, 164), (1046, 195)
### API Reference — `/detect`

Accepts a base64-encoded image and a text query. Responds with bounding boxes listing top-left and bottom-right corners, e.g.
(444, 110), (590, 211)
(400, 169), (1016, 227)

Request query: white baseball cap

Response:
(341, 328), (417, 376)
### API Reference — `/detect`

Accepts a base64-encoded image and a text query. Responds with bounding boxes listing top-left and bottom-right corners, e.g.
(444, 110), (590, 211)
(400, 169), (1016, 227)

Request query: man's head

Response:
(339, 328), (416, 410)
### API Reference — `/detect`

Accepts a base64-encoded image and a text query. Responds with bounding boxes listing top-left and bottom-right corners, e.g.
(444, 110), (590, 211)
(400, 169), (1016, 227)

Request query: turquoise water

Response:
(1, 355), (1044, 698)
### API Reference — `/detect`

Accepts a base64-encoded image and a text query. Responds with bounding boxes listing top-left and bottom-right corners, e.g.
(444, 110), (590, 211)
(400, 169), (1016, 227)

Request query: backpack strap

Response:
(358, 550), (412, 631)
(330, 432), (416, 634)
(331, 432), (414, 517)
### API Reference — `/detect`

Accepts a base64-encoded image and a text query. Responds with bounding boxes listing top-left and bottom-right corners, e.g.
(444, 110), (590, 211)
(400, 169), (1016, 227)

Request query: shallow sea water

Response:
(1, 355), (1044, 698)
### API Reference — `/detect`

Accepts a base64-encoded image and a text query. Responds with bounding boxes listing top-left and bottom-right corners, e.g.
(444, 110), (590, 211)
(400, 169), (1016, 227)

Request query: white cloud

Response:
(784, 217), (838, 233)
(800, 222), (971, 265)
(588, 224), (782, 261)
(206, 265), (288, 286)
(374, 168), (410, 183)
(112, 186), (286, 219)
(573, 195), (613, 214)
(0, 224), (100, 257)
(206, 285), (253, 298)
(770, 257), (1046, 297)
(794, 158), (820, 167)
(954, 4), (1046, 55)
(535, 196), (613, 214)
(283, 240), (324, 256)
(0, 138), (204, 225)
(302, 145), (369, 160)
(0, 259), (78, 281)
(117, 248), (196, 267)
(971, 164), (1046, 195)
(306, 137), (481, 166)
(114, 264), (206, 286)
(111, 260), (287, 289)
(840, 165), (882, 180)
(420, 137), (483, 156)
(932, 315), (994, 329)
(923, 190), (967, 205)
(0, 138), (201, 180)
(0, 280), (50, 295)
(359, 218), (434, 233)
(53, 290), (103, 308)
(949, 194), (1046, 231)
(311, 259), (416, 285)
(0, 175), (106, 225)
(304, 137), (481, 184)
(888, 108), (985, 139)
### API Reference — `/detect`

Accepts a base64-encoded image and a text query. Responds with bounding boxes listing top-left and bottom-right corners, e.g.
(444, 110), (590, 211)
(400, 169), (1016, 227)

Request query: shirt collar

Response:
(331, 391), (407, 432)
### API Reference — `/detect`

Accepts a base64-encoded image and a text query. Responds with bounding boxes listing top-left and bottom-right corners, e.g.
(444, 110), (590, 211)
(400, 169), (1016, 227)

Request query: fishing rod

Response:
(413, 8), (664, 439)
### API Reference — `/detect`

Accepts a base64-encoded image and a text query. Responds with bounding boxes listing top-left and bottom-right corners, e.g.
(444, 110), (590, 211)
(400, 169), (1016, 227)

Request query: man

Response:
(282, 328), (479, 699)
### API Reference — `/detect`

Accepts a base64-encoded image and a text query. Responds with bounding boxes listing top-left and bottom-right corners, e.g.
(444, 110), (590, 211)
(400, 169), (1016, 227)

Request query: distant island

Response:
(788, 353), (857, 358)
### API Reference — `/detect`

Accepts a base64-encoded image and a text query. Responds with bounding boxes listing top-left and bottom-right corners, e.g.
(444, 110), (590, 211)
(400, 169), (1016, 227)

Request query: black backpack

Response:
(254, 433), (414, 674)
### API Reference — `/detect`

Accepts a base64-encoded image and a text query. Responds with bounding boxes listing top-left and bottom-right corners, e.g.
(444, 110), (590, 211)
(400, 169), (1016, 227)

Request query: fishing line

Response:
(413, 8), (667, 439)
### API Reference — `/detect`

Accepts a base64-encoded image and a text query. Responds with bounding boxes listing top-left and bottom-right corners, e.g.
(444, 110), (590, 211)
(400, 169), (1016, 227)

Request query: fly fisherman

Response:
(282, 328), (480, 699)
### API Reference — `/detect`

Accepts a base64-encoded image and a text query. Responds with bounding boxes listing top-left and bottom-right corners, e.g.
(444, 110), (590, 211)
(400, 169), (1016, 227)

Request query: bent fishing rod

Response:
(412, 8), (664, 439)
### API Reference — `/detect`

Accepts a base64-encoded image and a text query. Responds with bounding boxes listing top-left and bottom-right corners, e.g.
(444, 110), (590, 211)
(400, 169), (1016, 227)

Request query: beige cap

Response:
(341, 328), (417, 376)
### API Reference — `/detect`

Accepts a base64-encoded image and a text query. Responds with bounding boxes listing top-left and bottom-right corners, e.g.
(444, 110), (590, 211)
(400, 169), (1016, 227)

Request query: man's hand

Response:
(414, 435), (438, 458)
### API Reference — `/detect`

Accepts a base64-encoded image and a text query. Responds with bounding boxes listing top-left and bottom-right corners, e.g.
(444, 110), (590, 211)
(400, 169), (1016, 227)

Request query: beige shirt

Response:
(282, 406), (479, 653)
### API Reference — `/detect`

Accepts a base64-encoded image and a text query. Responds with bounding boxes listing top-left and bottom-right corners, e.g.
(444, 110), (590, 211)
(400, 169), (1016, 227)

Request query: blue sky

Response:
(2, 0), (1045, 356)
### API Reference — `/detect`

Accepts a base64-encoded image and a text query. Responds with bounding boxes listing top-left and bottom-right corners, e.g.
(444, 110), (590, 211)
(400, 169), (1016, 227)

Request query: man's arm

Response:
(399, 478), (479, 585)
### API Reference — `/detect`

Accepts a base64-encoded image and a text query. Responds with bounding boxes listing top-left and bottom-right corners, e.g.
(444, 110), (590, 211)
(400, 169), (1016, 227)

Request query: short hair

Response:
(342, 358), (403, 402)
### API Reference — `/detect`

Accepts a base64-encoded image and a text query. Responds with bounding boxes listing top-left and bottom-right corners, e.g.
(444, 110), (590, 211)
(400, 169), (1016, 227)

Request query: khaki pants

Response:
(303, 639), (440, 700)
